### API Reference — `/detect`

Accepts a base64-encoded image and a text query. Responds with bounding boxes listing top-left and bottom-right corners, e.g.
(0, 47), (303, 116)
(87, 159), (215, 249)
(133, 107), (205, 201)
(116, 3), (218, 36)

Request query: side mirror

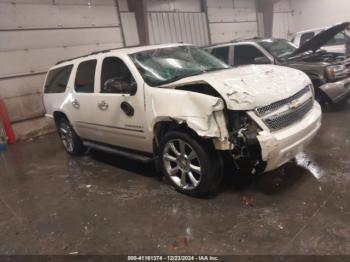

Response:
(126, 81), (137, 96)
(104, 78), (137, 95)
(254, 56), (271, 64)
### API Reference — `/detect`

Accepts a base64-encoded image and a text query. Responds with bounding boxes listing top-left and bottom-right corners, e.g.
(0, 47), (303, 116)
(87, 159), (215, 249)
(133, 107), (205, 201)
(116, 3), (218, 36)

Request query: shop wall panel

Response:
(148, 12), (209, 46)
(0, 43), (124, 77)
(147, 0), (201, 12)
(0, 27), (123, 51)
(210, 22), (258, 44)
(0, 3), (119, 29)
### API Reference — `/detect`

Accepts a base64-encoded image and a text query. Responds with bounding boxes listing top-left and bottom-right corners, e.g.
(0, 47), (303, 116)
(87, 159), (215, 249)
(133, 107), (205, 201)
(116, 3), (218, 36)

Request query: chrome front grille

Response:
(256, 86), (310, 117)
(255, 86), (314, 131)
(264, 98), (313, 130)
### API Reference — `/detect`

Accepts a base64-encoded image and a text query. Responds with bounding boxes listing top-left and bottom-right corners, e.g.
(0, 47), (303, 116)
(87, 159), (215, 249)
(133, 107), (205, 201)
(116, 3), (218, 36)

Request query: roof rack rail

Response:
(203, 42), (231, 48)
(230, 36), (261, 43)
(54, 43), (173, 65)
(55, 46), (126, 65)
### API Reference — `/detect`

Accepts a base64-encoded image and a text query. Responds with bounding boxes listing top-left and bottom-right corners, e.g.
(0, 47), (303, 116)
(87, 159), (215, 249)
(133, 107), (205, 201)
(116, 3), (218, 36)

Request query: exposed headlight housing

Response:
(325, 65), (347, 81)
(307, 83), (315, 100)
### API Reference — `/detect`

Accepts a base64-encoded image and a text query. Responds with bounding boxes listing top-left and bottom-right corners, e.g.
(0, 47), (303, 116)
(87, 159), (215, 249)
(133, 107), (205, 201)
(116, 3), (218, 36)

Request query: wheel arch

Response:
(152, 119), (213, 155)
(53, 111), (72, 126)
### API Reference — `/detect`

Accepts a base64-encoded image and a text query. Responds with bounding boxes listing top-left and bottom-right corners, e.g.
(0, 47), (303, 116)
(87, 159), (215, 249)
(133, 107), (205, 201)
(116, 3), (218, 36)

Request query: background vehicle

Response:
(207, 22), (350, 104)
(291, 24), (350, 54)
(43, 44), (322, 197)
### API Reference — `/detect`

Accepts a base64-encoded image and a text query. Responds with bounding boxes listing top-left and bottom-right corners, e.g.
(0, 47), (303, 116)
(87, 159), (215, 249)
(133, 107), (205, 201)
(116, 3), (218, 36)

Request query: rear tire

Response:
(159, 131), (223, 197)
(57, 118), (85, 155)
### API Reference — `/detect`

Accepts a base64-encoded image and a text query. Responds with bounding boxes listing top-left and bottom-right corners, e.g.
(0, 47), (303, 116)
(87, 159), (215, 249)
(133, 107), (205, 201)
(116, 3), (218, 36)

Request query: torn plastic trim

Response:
(150, 87), (231, 148)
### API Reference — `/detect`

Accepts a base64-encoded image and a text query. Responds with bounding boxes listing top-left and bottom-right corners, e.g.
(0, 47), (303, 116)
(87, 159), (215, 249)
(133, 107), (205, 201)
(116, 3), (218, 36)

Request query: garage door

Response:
(147, 12), (209, 46)
(207, 0), (258, 44)
(146, 0), (209, 46)
(0, 0), (124, 123)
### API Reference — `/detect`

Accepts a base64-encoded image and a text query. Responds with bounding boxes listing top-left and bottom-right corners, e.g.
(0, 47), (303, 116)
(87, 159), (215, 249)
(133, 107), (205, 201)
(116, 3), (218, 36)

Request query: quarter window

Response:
(75, 60), (97, 93)
(100, 57), (136, 94)
(44, 65), (73, 94)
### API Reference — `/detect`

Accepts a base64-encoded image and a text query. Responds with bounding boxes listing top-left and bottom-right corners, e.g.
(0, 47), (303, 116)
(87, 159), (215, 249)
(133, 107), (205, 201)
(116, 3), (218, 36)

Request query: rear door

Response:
(69, 59), (101, 141)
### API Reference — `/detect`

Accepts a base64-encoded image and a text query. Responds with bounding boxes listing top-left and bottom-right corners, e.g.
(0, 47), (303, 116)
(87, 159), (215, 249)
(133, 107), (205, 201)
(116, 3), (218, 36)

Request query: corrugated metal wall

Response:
(146, 0), (209, 46)
(207, 0), (258, 44)
(0, 0), (126, 137)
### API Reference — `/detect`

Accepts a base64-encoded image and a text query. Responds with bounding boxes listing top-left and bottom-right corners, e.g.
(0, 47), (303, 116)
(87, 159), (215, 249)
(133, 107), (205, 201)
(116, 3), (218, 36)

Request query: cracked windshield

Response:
(130, 45), (230, 86)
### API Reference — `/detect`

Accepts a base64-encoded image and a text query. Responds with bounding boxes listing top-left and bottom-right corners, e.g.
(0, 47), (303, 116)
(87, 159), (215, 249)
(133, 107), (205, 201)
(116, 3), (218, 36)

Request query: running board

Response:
(83, 141), (155, 164)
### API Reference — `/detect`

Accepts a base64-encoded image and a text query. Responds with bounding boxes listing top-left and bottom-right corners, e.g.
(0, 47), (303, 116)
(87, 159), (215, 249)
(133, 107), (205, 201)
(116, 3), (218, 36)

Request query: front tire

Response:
(57, 118), (85, 155)
(159, 131), (223, 197)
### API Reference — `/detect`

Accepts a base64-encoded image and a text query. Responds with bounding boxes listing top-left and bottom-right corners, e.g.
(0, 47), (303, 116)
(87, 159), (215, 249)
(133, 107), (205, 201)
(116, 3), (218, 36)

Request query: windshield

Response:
(130, 46), (230, 86)
(259, 39), (297, 60)
(324, 31), (349, 46)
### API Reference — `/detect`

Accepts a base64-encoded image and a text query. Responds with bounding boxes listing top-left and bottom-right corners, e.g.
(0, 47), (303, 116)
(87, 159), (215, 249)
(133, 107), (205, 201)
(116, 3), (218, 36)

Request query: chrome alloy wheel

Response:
(162, 139), (202, 190)
(59, 122), (74, 153)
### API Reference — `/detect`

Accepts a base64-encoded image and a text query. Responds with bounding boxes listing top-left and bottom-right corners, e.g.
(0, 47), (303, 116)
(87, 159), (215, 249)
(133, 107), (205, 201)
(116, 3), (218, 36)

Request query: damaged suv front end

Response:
(203, 65), (322, 174)
(221, 84), (321, 174)
(131, 45), (321, 180)
(248, 85), (321, 172)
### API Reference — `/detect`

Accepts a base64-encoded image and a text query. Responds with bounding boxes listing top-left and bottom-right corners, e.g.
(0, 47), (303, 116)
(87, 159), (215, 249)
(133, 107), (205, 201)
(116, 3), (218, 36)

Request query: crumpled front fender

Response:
(149, 89), (229, 140)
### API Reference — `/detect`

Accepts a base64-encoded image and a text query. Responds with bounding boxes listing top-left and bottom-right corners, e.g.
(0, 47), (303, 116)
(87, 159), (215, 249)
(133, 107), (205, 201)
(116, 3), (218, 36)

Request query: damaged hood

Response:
(164, 65), (311, 111)
(292, 22), (350, 56)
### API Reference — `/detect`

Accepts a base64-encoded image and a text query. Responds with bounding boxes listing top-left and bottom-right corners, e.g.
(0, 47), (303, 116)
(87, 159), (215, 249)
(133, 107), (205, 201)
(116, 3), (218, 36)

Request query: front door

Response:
(90, 55), (148, 152)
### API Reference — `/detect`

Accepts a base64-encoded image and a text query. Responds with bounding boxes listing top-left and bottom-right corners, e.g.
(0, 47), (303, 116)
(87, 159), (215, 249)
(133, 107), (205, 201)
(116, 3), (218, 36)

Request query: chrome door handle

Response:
(71, 99), (80, 109)
(98, 101), (109, 111)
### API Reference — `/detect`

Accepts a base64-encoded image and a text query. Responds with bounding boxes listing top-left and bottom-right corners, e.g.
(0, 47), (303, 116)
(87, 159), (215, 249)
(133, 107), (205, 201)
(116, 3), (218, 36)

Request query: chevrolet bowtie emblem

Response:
(289, 99), (301, 109)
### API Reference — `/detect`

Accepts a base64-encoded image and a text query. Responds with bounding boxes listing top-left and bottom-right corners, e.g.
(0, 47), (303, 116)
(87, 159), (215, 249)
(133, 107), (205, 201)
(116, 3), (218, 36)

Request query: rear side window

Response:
(75, 60), (97, 93)
(211, 46), (229, 63)
(44, 65), (73, 94)
(300, 32), (315, 46)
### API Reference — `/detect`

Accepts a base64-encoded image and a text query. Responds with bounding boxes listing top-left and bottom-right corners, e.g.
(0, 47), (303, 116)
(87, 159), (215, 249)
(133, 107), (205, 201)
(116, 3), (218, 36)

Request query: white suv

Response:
(43, 44), (322, 196)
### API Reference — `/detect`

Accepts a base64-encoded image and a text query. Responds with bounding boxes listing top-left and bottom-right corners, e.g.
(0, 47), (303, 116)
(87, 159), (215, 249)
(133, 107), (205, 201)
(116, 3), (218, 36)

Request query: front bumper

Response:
(256, 101), (322, 172)
(319, 76), (350, 103)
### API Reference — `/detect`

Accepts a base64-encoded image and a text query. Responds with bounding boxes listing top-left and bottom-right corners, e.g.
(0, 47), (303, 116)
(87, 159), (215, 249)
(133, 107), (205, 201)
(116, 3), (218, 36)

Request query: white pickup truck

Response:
(291, 23), (350, 54)
(43, 44), (322, 196)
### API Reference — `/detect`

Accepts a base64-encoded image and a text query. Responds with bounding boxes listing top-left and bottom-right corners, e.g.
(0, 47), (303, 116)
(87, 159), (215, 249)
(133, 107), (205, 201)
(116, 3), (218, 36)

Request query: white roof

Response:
(51, 43), (189, 69)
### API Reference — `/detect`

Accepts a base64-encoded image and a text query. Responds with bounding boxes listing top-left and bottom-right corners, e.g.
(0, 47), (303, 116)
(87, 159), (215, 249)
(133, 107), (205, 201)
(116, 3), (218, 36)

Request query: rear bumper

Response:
(319, 77), (350, 103)
(257, 101), (322, 172)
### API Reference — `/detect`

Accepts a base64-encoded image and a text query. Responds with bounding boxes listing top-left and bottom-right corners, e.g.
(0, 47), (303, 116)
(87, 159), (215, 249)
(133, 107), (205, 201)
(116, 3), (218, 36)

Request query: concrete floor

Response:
(0, 102), (350, 255)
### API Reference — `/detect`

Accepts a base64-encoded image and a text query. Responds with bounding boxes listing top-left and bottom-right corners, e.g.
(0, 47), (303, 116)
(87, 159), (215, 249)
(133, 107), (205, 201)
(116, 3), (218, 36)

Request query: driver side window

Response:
(100, 57), (136, 94)
(234, 45), (268, 66)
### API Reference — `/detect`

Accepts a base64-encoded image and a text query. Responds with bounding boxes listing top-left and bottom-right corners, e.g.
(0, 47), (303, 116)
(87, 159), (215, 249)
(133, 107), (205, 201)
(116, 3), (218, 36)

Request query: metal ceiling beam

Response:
(256, 0), (280, 37)
(127, 0), (149, 45)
